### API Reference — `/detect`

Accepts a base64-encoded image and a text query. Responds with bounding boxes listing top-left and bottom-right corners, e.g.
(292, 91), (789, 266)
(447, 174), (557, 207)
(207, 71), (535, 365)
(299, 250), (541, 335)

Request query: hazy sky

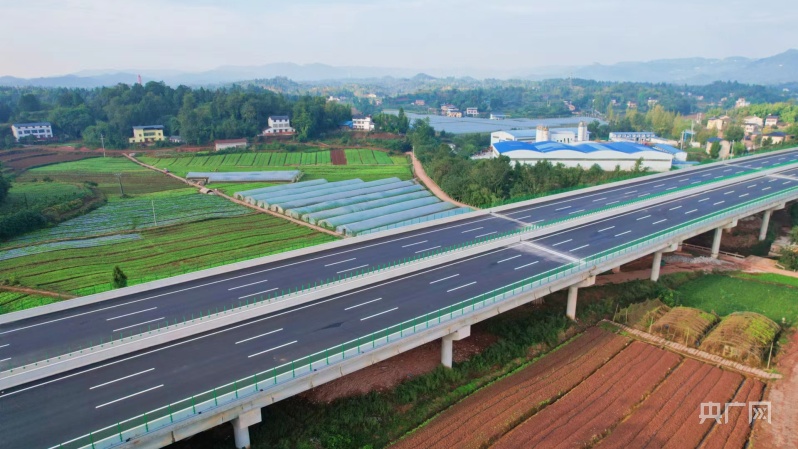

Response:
(2, 0), (797, 77)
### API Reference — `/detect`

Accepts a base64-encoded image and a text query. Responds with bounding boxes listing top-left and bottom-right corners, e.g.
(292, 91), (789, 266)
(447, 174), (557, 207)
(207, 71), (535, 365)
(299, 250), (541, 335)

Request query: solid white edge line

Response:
(429, 274), (460, 284)
(248, 340), (298, 358)
(95, 384), (163, 409)
(112, 317), (166, 333)
(106, 307), (158, 321)
(344, 298), (383, 311)
(234, 328), (283, 345)
(360, 308), (398, 321)
(238, 288), (278, 300)
(447, 282), (477, 293)
(89, 368), (155, 390)
(324, 258), (357, 267)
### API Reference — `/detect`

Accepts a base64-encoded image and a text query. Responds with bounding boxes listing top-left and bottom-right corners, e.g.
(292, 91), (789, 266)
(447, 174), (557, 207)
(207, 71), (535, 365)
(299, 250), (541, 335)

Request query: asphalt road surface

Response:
(2, 167), (797, 449)
(2, 149), (797, 370)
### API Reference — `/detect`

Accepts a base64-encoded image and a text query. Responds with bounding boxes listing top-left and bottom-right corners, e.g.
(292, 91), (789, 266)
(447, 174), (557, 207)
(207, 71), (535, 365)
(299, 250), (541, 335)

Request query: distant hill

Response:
(555, 50), (798, 85)
(2, 50), (797, 87)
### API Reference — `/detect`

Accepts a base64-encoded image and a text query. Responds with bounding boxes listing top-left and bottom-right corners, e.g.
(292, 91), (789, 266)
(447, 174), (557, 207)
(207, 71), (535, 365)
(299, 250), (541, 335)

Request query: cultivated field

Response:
(17, 157), (186, 195)
(138, 152), (412, 182)
(0, 148), (98, 174)
(0, 212), (335, 296)
(0, 291), (59, 314)
(393, 327), (765, 449)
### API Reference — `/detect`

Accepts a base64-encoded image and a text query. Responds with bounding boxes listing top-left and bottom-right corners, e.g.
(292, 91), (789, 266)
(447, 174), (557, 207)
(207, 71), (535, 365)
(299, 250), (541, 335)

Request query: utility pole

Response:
(151, 200), (157, 226)
(101, 134), (106, 158)
(115, 173), (125, 197)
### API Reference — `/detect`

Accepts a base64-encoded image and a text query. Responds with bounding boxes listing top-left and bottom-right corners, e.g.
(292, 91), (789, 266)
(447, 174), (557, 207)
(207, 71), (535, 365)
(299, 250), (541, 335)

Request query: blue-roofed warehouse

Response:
(488, 140), (674, 172)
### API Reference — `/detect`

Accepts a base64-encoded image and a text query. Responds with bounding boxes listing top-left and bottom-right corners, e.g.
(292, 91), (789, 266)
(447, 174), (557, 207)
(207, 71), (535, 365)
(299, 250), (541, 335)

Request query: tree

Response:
(724, 125), (744, 142)
(397, 107), (409, 134)
(710, 141), (721, 159)
(112, 266), (128, 289)
(0, 171), (10, 203)
(18, 94), (42, 112)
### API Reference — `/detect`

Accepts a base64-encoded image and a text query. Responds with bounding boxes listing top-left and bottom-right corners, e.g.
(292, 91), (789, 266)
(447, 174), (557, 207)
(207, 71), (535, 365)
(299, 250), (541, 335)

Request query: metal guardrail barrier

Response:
(6, 158), (798, 380)
(51, 182), (798, 449)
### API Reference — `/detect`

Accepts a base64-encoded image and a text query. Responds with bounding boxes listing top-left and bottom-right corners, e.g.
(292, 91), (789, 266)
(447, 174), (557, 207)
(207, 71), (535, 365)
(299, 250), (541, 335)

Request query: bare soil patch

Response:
(752, 330), (798, 449)
(330, 149), (347, 165)
(301, 328), (498, 404)
(391, 327), (628, 449)
(0, 149), (99, 174)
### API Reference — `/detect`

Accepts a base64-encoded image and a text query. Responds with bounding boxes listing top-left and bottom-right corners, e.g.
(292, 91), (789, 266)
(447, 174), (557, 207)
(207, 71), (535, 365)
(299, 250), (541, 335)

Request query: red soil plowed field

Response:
(493, 342), (680, 449)
(699, 378), (764, 449)
(391, 327), (628, 449)
(330, 149), (347, 165)
(596, 359), (743, 449)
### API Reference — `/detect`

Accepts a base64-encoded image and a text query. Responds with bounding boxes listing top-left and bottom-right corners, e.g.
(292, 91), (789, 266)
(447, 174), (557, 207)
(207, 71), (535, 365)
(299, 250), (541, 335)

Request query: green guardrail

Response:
(6, 156), (798, 375)
(48, 182), (798, 449)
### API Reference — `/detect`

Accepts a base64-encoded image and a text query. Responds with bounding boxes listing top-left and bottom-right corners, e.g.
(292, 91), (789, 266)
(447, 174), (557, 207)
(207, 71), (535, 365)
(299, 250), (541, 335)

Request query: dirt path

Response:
(410, 151), (475, 209)
(0, 285), (76, 300)
(124, 154), (341, 238)
(739, 255), (798, 279)
(752, 330), (798, 448)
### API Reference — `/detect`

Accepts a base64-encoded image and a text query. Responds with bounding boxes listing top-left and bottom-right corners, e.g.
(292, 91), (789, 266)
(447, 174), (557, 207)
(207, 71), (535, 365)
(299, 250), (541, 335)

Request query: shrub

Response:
(112, 266), (128, 289)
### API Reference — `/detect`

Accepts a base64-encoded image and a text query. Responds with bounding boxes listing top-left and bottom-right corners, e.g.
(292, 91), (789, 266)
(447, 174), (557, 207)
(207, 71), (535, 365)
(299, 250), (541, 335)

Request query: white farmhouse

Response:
(263, 116), (295, 135)
(11, 122), (53, 141)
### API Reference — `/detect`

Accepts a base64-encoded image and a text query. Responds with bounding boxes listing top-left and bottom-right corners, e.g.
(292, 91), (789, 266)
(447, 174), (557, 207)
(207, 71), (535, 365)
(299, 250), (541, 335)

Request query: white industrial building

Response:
(491, 122), (589, 146)
(487, 140), (674, 172)
(11, 122), (53, 141)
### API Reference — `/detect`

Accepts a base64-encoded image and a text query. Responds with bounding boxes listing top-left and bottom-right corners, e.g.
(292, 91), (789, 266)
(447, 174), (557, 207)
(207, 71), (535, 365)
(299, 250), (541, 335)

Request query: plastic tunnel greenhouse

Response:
(318, 196), (441, 229)
(268, 178), (405, 212)
(286, 185), (425, 220)
(358, 207), (473, 236)
(253, 179), (364, 207)
(296, 190), (430, 223)
(337, 202), (461, 236)
(187, 171), (301, 183)
(234, 179), (327, 200)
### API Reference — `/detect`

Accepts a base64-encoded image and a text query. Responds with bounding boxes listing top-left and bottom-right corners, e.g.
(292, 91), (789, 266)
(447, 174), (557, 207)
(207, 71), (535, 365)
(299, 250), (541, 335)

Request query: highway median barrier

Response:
(3, 163), (798, 389)
(44, 181), (798, 449)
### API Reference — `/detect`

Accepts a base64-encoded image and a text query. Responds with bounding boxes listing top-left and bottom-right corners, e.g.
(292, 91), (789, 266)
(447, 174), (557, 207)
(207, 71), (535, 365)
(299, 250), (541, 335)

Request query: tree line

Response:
(0, 83), (352, 148)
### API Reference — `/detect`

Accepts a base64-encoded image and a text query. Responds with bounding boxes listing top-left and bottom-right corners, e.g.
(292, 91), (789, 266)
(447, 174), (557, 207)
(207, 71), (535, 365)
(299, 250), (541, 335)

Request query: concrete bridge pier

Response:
(711, 220), (737, 259)
(231, 408), (262, 449)
(651, 243), (679, 282)
(759, 204), (786, 241)
(441, 325), (471, 368)
(566, 276), (596, 321)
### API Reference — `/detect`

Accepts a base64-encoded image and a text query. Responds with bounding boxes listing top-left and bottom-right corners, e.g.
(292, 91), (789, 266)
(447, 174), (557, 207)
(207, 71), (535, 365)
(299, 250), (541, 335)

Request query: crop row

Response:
(3, 191), (249, 246)
(0, 214), (335, 294)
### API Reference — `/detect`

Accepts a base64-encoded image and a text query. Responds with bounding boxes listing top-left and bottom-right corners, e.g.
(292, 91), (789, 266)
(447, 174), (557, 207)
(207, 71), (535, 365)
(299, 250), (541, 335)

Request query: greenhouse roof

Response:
(186, 171), (301, 182)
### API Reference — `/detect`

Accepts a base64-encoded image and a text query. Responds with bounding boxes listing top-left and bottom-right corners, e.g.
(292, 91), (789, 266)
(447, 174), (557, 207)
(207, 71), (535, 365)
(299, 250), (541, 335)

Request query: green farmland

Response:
(0, 213), (336, 297)
(138, 151), (412, 183)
